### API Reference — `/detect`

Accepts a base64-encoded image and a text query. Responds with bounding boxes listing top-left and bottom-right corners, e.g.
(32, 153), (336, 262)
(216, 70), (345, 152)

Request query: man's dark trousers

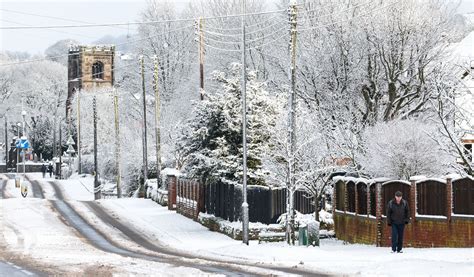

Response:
(391, 223), (405, 252)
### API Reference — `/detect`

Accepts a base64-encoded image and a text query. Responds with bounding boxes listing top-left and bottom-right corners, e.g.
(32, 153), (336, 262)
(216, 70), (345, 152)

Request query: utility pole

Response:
(4, 116), (8, 165)
(140, 55), (148, 196)
(241, 0), (249, 246)
(153, 55), (161, 187)
(77, 88), (82, 174)
(113, 88), (122, 198)
(58, 119), (62, 179)
(198, 17), (205, 100)
(53, 115), (57, 158)
(286, 0), (298, 245)
(93, 95), (100, 199)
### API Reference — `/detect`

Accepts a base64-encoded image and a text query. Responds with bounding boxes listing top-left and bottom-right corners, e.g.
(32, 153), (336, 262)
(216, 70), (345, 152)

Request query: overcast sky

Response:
(0, 0), (191, 54)
(1, 0), (474, 54)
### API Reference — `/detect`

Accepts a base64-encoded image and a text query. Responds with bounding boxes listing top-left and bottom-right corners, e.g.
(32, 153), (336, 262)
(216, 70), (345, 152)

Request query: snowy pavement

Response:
(61, 173), (474, 276)
(0, 174), (213, 276)
(97, 198), (474, 277)
(1, 173), (473, 276)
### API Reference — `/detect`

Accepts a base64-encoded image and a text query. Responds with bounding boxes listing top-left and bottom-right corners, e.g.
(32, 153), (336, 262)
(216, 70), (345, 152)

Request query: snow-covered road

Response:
(1, 174), (326, 276)
(0, 260), (36, 277)
(1, 173), (473, 276)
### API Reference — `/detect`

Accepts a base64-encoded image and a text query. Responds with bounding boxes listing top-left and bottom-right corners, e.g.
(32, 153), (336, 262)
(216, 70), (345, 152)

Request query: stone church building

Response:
(67, 45), (115, 113)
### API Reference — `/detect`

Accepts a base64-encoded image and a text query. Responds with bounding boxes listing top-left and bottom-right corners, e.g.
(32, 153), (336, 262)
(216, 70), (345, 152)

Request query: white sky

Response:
(1, 0), (474, 54)
(0, 0), (191, 54)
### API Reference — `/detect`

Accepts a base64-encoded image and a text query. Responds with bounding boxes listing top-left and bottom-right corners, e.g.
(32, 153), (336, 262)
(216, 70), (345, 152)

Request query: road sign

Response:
(15, 138), (29, 149)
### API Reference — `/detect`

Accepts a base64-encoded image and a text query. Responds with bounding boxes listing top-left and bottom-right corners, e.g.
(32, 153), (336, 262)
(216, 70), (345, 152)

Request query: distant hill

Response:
(93, 34), (133, 52)
(44, 39), (80, 66)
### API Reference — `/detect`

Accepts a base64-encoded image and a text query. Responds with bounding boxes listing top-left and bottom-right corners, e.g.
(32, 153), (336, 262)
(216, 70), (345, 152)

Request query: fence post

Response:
(446, 177), (452, 222)
(168, 175), (177, 210)
(355, 183), (359, 215)
(344, 181), (348, 214)
(367, 183), (371, 218)
(376, 182), (382, 247)
(409, 178), (416, 223)
(332, 183), (337, 215)
(177, 180), (181, 213)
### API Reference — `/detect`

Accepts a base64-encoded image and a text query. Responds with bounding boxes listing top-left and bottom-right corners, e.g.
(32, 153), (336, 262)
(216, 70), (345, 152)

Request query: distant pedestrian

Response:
(48, 163), (54, 178)
(41, 164), (47, 178)
(387, 191), (410, 253)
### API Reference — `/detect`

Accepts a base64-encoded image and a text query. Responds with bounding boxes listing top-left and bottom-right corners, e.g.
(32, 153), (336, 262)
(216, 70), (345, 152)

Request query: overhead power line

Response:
(0, 7), (130, 31)
(0, 9), (286, 30)
(0, 24), (194, 67)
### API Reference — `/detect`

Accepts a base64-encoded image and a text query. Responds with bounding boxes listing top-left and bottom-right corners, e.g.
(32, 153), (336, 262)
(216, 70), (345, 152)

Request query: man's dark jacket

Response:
(387, 199), (410, 225)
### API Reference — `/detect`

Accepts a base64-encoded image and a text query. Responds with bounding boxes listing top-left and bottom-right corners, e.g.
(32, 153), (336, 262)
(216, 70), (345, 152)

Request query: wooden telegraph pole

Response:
(113, 88), (122, 198)
(140, 55), (148, 196)
(286, 0), (298, 245)
(77, 89), (82, 174)
(241, 0), (249, 246)
(153, 55), (161, 187)
(198, 17), (205, 100)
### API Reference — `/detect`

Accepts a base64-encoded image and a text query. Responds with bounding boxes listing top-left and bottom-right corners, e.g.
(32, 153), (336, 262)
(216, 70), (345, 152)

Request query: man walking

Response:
(41, 164), (47, 178)
(48, 163), (54, 178)
(387, 191), (410, 253)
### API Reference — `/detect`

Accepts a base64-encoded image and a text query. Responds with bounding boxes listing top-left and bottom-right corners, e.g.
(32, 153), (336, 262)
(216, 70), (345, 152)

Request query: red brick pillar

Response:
(168, 175), (177, 210)
(375, 183), (382, 247)
(446, 177), (452, 222)
(367, 184), (371, 218)
(355, 183), (359, 215)
(409, 178), (416, 223)
(344, 181), (348, 214)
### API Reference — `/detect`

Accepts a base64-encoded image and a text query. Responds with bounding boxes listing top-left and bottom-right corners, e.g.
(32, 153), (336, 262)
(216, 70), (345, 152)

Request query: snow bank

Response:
(98, 199), (473, 277)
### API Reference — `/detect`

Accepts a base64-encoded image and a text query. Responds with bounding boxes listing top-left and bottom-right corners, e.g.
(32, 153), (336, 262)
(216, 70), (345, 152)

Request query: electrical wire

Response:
(0, 9), (287, 30)
(0, 18), (97, 40)
(0, 24), (194, 67)
(0, 7), (131, 31)
(204, 13), (285, 33)
(298, 1), (400, 32)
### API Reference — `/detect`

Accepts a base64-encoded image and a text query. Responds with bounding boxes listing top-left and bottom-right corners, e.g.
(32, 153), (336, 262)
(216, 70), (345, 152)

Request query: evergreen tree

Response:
(181, 63), (281, 186)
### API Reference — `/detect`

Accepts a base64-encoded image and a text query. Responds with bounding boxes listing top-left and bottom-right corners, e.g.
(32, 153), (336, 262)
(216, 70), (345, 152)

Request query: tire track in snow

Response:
(44, 180), (262, 276)
(85, 201), (329, 277)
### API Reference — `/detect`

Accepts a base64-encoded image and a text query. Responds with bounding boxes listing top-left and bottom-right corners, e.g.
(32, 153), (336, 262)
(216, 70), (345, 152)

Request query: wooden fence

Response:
(169, 176), (317, 223)
(176, 179), (204, 220)
(335, 176), (474, 217)
(204, 181), (315, 224)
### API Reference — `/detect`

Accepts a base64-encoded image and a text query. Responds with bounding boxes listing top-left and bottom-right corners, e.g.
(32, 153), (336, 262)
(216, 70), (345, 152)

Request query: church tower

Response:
(67, 45), (115, 112)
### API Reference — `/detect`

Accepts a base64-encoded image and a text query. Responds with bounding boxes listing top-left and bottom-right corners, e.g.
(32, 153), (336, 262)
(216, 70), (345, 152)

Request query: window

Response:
(92, 61), (104, 79)
(463, 144), (473, 163)
(71, 60), (79, 78)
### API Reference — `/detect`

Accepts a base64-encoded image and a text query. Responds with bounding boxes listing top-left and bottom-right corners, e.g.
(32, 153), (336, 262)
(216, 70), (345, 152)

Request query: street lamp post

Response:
(4, 117), (7, 166)
(21, 110), (26, 176)
(21, 110), (26, 136)
(16, 123), (21, 172)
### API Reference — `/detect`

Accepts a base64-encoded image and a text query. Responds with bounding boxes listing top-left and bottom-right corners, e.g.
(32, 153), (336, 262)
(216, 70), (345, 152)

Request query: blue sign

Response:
(16, 138), (30, 149)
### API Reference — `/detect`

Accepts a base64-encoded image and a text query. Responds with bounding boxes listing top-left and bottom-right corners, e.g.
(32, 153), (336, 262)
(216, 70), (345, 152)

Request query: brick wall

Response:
(377, 216), (474, 248)
(334, 177), (474, 248)
(334, 211), (377, 245)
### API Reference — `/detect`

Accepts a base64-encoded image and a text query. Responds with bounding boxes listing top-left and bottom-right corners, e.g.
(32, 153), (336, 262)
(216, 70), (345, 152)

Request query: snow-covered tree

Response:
(0, 56), (67, 160)
(181, 63), (280, 186)
(358, 119), (451, 179)
(428, 66), (473, 176)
